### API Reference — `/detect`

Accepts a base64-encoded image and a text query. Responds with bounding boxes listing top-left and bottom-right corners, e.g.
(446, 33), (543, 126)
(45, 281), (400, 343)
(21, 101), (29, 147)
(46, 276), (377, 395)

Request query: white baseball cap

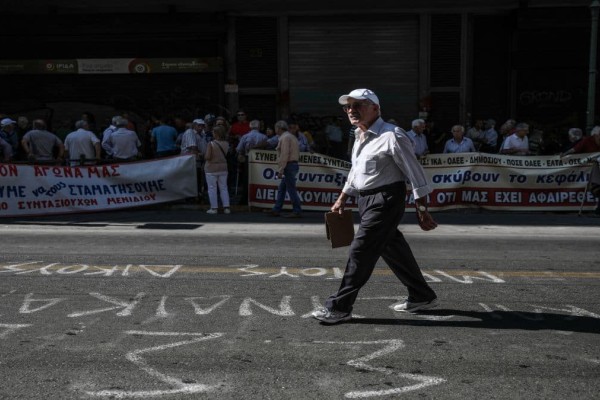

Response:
(1, 118), (16, 126)
(192, 119), (205, 125)
(338, 88), (380, 105)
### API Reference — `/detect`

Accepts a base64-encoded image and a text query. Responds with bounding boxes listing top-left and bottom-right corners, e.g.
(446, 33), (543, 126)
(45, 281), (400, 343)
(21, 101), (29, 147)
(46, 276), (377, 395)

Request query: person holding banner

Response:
(561, 126), (600, 157)
(64, 120), (101, 166)
(500, 122), (530, 156)
(443, 125), (476, 154)
(312, 88), (438, 325)
(561, 126), (600, 216)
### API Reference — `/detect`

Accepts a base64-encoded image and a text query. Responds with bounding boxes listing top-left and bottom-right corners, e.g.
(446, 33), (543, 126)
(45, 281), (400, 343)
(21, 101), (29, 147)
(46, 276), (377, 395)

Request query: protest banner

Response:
(248, 150), (598, 212)
(0, 155), (197, 217)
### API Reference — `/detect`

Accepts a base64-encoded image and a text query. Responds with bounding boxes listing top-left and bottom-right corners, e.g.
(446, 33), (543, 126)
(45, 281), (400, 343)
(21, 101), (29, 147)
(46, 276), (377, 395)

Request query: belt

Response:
(358, 181), (405, 196)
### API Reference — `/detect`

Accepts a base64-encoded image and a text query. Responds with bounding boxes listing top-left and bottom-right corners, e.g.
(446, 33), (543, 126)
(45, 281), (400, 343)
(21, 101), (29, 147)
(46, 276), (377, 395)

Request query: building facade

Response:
(1, 0), (596, 154)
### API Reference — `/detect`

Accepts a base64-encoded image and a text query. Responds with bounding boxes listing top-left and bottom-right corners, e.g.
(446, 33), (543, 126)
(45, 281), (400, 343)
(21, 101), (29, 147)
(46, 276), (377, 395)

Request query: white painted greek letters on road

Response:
(80, 330), (225, 398)
(314, 339), (446, 398)
(68, 292), (146, 318)
(185, 295), (231, 315)
(19, 293), (65, 314)
(239, 296), (295, 316)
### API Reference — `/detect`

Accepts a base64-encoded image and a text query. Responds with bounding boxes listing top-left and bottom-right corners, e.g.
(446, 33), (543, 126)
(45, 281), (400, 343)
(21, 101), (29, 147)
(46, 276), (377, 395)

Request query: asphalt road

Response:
(0, 206), (599, 399)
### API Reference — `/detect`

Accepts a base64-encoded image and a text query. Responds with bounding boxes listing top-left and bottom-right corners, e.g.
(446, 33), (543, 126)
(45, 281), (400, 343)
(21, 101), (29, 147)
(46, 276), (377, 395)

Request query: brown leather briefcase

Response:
(324, 210), (355, 248)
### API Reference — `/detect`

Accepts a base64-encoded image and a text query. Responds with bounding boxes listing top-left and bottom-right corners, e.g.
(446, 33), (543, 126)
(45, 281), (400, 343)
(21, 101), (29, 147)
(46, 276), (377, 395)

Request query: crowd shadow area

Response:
(350, 309), (600, 335)
(1, 201), (600, 227)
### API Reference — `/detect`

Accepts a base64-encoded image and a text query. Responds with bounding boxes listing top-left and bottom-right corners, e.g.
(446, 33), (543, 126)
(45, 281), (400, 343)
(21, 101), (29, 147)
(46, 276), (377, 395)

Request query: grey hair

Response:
(568, 128), (583, 141)
(114, 116), (128, 128)
(249, 119), (261, 129)
(74, 120), (88, 130)
(591, 126), (600, 136)
(274, 120), (288, 131)
(32, 119), (46, 130)
(451, 125), (465, 133)
(111, 116), (121, 126)
(412, 119), (425, 128)
(515, 122), (529, 130)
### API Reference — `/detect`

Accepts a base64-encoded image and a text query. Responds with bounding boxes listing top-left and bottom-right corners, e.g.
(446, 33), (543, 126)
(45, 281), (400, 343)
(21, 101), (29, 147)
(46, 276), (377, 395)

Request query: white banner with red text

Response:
(248, 150), (599, 212)
(0, 155), (197, 217)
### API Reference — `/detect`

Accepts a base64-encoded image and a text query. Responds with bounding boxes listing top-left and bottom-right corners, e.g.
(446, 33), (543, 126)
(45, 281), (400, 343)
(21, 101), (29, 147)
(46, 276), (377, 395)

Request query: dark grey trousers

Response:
(325, 185), (436, 313)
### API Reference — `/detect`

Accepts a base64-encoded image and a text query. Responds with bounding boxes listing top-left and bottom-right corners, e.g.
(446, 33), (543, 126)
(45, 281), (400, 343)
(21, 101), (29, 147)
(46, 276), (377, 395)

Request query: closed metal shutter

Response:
(430, 15), (461, 87)
(429, 14), (462, 135)
(288, 15), (419, 128)
(235, 17), (278, 88)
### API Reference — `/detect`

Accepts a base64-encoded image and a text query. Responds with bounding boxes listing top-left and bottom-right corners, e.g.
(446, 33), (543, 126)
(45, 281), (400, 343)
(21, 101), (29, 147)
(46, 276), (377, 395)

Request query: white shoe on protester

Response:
(393, 298), (439, 313)
(312, 308), (352, 324)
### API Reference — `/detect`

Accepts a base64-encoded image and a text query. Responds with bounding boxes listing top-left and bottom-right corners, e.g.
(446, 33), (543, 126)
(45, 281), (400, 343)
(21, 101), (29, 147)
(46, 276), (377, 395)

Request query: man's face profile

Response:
(344, 99), (378, 128)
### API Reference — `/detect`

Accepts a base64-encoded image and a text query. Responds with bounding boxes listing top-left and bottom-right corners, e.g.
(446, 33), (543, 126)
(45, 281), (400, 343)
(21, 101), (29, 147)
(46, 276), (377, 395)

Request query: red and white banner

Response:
(248, 150), (599, 212)
(0, 155), (197, 217)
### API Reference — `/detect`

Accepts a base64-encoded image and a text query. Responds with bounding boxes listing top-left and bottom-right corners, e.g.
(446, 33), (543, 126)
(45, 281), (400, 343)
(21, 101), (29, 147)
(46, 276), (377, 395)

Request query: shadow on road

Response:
(349, 309), (600, 335)
(1, 203), (599, 227)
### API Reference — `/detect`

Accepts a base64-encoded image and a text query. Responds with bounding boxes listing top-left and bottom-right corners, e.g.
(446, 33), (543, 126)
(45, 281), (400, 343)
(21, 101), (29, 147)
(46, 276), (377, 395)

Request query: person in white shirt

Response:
(180, 119), (209, 202)
(180, 119), (207, 158)
(501, 122), (530, 155)
(443, 125), (476, 153)
(406, 118), (429, 158)
(64, 120), (101, 165)
(312, 88), (438, 325)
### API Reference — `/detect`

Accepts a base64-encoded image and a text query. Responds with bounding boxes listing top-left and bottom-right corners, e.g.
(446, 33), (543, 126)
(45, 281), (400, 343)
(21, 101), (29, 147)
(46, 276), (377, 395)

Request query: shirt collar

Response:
(356, 117), (385, 139)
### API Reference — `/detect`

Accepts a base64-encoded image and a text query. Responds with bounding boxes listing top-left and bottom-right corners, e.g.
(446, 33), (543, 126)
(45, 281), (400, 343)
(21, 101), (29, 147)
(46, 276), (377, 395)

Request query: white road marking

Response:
(0, 323), (32, 339)
(83, 330), (224, 398)
(239, 296), (295, 316)
(314, 339), (445, 398)
(68, 292), (145, 317)
(185, 295), (231, 315)
(19, 293), (65, 314)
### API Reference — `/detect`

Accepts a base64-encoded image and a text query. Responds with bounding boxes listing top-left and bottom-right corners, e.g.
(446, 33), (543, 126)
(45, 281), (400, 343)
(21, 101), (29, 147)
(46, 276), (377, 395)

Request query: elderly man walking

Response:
(313, 88), (438, 324)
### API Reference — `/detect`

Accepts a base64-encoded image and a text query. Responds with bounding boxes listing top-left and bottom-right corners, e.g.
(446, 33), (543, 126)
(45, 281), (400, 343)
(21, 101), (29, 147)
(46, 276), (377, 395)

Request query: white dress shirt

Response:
(503, 133), (529, 155)
(343, 118), (432, 200)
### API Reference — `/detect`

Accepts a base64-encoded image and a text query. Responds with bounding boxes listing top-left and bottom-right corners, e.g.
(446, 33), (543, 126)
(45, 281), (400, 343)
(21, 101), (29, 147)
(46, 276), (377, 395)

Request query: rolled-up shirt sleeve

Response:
(392, 128), (432, 200)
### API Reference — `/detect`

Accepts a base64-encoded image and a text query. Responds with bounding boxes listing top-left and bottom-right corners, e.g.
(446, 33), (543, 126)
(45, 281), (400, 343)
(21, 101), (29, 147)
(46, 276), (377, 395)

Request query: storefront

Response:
(1, 1), (596, 153)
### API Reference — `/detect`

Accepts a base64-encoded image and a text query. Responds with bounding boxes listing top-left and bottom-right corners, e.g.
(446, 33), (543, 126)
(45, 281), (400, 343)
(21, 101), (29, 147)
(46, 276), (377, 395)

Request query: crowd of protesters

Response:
(1, 109), (599, 214)
(2, 109), (599, 164)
